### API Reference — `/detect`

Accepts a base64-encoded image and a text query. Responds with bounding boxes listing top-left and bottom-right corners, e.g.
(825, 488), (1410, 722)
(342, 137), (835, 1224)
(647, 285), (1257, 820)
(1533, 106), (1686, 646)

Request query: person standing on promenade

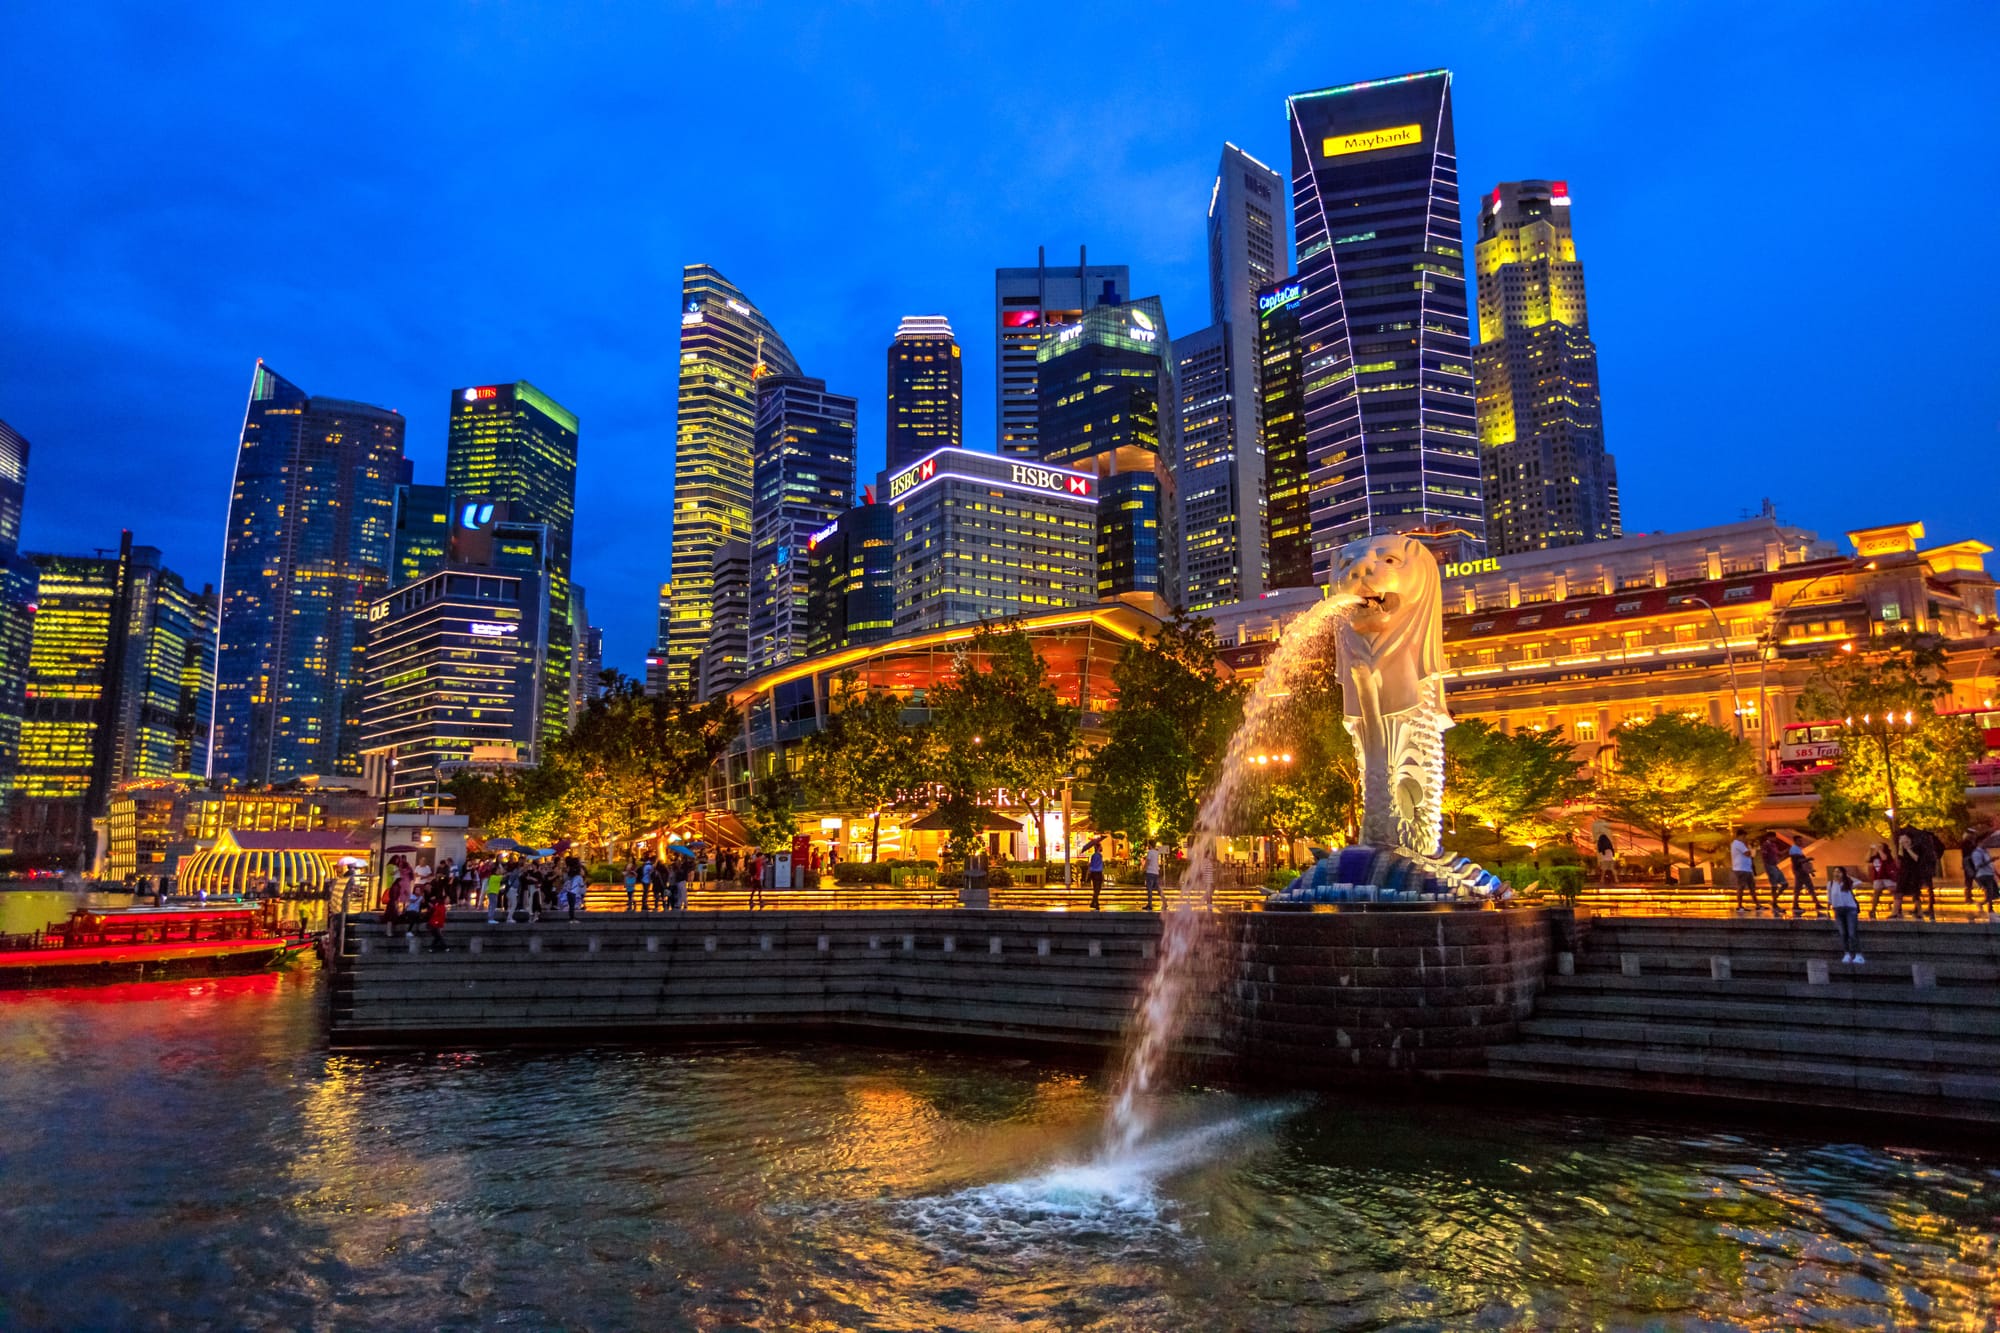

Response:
(1915, 827), (1943, 921)
(1142, 840), (1163, 911)
(1787, 836), (1824, 918)
(485, 863), (506, 924)
(671, 858), (690, 912)
(1895, 831), (1924, 920)
(1758, 832), (1790, 902)
(1827, 866), (1864, 964)
(424, 885), (450, 953)
(1969, 840), (1999, 914)
(1595, 831), (1618, 885)
(1087, 843), (1105, 911)
(1729, 829), (1765, 914)
(624, 862), (639, 912)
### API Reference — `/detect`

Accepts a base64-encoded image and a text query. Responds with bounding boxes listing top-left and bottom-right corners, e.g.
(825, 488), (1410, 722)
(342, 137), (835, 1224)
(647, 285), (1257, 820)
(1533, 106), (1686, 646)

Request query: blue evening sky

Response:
(2, 2), (1995, 675)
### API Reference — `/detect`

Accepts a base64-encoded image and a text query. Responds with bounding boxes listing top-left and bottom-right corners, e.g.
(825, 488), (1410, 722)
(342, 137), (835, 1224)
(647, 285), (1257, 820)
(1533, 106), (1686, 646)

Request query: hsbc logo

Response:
(1010, 464), (1090, 497)
(888, 456), (937, 499)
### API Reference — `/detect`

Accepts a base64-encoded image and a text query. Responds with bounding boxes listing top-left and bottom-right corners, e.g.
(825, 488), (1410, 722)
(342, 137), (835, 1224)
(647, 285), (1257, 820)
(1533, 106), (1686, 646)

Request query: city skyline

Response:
(3, 5), (1996, 675)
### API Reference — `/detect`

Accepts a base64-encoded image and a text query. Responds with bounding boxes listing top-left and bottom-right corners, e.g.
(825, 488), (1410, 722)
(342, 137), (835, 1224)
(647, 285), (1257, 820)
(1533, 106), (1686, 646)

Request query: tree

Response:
(1089, 612), (1246, 848)
(1799, 635), (1982, 842)
(802, 673), (920, 862)
(1596, 713), (1763, 862)
(925, 625), (1078, 861)
(744, 764), (803, 854)
(1441, 719), (1591, 853)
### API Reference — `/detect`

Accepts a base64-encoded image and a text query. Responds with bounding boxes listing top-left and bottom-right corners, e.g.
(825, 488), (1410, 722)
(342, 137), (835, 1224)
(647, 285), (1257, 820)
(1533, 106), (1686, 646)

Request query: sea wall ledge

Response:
(329, 907), (1553, 1083)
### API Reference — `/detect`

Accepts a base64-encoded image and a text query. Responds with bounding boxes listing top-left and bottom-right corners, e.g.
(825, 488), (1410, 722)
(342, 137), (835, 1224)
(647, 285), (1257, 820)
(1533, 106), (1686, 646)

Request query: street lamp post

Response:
(1685, 597), (1746, 740)
(1059, 770), (1076, 889)
(374, 756), (397, 909)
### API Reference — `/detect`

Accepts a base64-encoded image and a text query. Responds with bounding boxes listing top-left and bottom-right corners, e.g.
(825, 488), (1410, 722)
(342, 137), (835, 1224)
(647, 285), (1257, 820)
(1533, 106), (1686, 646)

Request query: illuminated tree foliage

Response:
(1800, 635), (1981, 840)
(925, 625), (1079, 859)
(1089, 612), (1245, 848)
(1596, 713), (1762, 862)
(446, 678), (735, 856)
(1441, 718), (1591, 853)
(800, 673), (920, 862)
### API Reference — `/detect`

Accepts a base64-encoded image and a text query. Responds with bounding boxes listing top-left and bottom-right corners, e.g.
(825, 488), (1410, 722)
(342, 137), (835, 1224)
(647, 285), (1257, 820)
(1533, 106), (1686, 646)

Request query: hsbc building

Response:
(886, 447), (1099, 632)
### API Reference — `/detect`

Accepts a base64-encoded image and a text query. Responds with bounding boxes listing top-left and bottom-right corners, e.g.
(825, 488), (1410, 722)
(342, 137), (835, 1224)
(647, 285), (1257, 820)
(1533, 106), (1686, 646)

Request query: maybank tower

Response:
(1286, 70), (1484, 577)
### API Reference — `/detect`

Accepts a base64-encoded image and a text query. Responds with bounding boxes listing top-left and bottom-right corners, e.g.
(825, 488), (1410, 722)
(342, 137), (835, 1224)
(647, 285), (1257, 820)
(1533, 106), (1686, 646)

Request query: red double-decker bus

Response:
(1776, 708), (2000, 775)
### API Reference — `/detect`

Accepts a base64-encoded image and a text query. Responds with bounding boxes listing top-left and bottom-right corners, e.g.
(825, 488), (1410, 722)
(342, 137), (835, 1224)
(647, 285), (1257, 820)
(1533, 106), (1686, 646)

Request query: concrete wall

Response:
(330, 908), (1553, 1086)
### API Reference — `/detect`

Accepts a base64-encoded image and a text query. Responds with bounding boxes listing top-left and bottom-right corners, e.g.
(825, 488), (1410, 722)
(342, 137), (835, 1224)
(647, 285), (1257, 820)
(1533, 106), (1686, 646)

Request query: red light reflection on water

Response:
(0, 969), (292, 1009)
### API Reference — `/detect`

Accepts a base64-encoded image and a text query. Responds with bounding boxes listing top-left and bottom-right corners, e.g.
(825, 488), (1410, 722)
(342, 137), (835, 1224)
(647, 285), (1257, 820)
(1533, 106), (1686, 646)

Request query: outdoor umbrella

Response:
(483, 837), (526, 853)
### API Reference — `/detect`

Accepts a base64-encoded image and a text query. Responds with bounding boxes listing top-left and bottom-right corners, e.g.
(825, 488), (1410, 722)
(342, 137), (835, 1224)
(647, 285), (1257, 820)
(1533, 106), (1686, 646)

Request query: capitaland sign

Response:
(1010, 464), (1091, 497)
(1258, 282), (1304, 316)
(1443, 557), (1502, 579)
(1322, 123), (1422, 157)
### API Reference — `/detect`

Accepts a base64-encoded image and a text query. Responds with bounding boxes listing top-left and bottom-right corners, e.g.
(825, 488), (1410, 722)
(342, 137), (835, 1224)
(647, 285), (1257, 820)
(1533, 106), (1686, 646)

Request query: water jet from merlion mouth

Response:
(1101, 535), (1500, 1157)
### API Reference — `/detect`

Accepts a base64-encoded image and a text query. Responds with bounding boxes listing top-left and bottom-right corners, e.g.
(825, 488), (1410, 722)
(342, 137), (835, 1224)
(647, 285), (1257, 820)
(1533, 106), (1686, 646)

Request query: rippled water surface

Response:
(0, 963), (1995, 1330)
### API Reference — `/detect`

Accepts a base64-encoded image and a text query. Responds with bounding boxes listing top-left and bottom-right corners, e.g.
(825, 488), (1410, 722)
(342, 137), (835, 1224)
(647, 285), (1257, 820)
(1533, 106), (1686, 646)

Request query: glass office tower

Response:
(1286, 69), (1483, 577)
(212, 362), (404, 784)
(749, 375), (857, 675)
(1474, 179), (1620, 554)
(1035, 297), (1176, 602)
(886, 316), (962, 473)
(1256, 277), (1312, 589)
(446, 380), (578, 746)
(391, 482), (453, 588)
(805, 502), (895, 656)
(994, 248), (1130, 458)
(667, 265), (800, 692)
(0, 419), (35, 837)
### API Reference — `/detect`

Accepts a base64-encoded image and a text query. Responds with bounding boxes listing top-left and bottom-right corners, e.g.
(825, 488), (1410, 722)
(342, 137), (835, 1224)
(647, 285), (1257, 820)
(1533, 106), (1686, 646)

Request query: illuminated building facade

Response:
(806, 502), (895, 656)
(1181, 143), (1285, 608)
(697, 540), (752, 700)
(1286, 69), (1484, 573)
(715, 602), (1163, 860)
(0, 418), (34, 835)
(994, 248), (1130, 458)
(667, 265), (801, 692)
(1256, 277), (1312, 588)
(446, 380), (578, 748)
(391, 482), (453, 588)
(1035, 297), (1176, 602)
(360, 505), (551, 801)
(1475, 180), (1620, 555)
(749, 375), (857, 675)
(213, 362), (404, 784)
(888, 448), (1098, 632)
(886, 316), (962, 472)
(646, 582), (672, 695)
(104, 778), (377, 883)
(1210, 516), (2000, 781)
(10, 536), (214, 867)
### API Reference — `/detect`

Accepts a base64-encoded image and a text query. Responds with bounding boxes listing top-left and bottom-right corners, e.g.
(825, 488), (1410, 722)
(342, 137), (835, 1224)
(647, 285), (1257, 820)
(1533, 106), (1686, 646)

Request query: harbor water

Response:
(0, 893), (1995, 1329)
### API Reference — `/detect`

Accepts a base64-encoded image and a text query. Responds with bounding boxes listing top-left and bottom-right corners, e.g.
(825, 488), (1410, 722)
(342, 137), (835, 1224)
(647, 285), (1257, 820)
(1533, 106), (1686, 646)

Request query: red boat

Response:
(0, 903), (314, 988)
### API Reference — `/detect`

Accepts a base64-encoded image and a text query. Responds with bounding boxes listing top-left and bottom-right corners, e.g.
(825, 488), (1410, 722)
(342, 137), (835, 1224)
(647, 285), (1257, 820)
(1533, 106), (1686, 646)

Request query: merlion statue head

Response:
(1330, 533), (1447, 717)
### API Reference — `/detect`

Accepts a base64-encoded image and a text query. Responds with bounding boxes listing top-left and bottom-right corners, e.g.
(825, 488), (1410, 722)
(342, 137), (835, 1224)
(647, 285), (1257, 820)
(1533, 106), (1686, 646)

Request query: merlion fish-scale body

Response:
(1329, 534), (1454, 857)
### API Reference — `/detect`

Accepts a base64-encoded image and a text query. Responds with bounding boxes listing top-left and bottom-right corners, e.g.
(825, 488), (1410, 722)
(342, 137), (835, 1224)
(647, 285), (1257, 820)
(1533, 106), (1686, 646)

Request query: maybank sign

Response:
(1322, 123), (1422, 157)
(887, 450), (1094, 504)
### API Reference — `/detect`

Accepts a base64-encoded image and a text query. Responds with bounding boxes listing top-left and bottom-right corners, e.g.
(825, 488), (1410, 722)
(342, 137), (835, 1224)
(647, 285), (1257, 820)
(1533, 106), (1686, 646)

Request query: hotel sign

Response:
(1443, 557), (1501, 579)
(1323, 123), (1422, 157)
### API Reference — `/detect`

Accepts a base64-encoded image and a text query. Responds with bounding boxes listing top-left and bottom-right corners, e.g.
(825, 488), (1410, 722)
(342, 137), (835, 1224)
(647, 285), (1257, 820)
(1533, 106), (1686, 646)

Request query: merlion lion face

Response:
(1333, 534), (1433, 640)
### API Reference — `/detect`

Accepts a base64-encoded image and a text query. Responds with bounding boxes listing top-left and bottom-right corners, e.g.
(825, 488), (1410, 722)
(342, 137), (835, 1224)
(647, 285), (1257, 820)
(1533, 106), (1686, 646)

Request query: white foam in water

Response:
(898, 1102), (1300, 1260)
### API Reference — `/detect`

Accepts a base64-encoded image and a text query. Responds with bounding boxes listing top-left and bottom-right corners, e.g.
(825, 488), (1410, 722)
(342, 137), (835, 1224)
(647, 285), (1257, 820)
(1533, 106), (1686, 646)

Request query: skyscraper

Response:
(805, 501), (895, 656)
(0, 419), (35, 836)
(1180, 143), (1286, 607)
(748, 375), (857, 674)
(1287, 70), (1483, 576)
(667, 265), (800, 692)
(1036, 297), (1177, 603)
(1474, 179), (1620, 554)
(446, 380), (579, 747)
(1256, 277), (1313, 589)
(361, 505), (552, 801)
(212, 362), (404, 785)
(995, 248), (1131, 457)
(886, 316), (962, 472)
(391, 482), (453, 588)
(646, 582), (672, 696)
(696, 540), (752, 700)
(10, 535), (213, 867)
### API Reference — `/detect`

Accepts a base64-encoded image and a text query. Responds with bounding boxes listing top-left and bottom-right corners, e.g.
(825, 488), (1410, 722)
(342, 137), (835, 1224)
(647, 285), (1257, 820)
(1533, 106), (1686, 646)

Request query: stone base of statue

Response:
(1265, 844), (1503, 910)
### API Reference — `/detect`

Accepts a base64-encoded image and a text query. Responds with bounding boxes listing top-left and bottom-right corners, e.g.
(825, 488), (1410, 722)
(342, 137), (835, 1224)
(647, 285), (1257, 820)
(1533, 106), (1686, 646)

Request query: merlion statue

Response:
(1330, 534), (1453, 858)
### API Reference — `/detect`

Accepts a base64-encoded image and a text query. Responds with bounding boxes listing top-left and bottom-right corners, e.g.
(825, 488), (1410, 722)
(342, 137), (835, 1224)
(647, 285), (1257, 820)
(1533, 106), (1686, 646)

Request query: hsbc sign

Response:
(1010, 463), (1090, 497)
(888, 456), (938, 499)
